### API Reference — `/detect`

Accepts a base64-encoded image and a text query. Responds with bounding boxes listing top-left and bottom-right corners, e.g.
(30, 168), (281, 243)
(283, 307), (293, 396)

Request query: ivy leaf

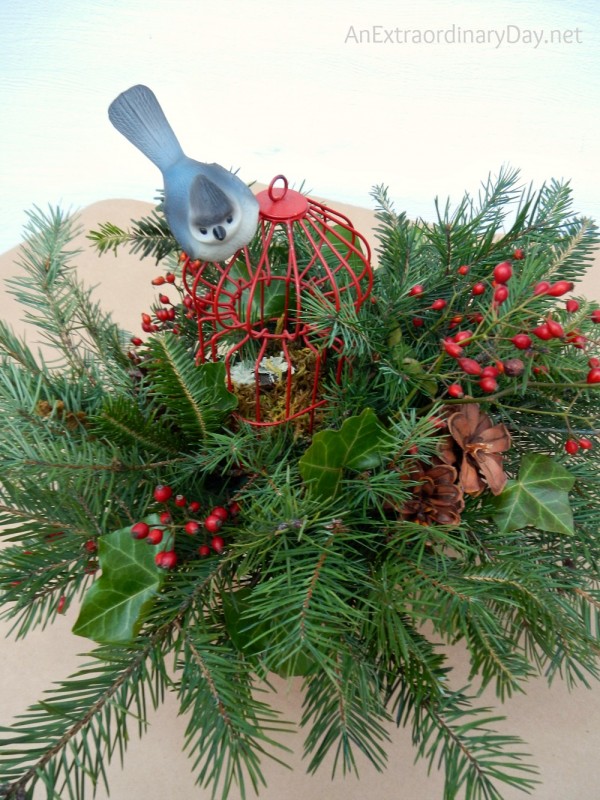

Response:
(227, 257), (296, 322)
(492, 454), (575, 535)
(299, 408), (387, 500)
(72, 515), (165, 644)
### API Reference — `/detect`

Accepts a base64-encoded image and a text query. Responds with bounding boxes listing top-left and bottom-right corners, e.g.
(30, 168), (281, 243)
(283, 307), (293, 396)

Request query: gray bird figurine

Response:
(108, 84), (259, 262)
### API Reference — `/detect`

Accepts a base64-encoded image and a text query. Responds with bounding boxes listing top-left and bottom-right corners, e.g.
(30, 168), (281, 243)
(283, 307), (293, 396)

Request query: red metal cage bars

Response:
(181, 176), (373, 428)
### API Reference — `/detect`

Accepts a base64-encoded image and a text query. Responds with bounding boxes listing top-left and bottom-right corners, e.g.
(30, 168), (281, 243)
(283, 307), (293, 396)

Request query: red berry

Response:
(142, 313), (152, 325)
(493, 285), (509, 304)
(588, 357), (600, 368)
(591, 310), (600, 324)
(131, 521), (150, 540)
(533, 365), (549, 375)
(57, 595), (67, 615)
(587, 368), (600, 384)
(457, 264), (470, 275)
(471, 282), (486, 296)
(565, 439), (579, 455)
(155, 550), (177, 569)
(409, 284), (424, 296)
(430, 298), (447, 311)
(185, 520), (200, 535)
(453, 330), (473, 344)
(533, 281), (550, 296)
(545, 318), (564, 338)
(198, 544), (211, 557)
(228, 501), (241, 517)
(151, 276), (166, 285)
(443, 338), (463, 358)
(131, 336), (143, 347)
(493, 261), (513, 284)
(547, 280), (574, 297)
(188, 501), (202, 513)
(153, 485), (172, 503)
(412, 317), (424, 327)
(479, 376), (498, 393)
(165, 272), (176, 283)
(567, 331), (587, 349)
(579, 437), (593, 450)
(481, 365), (500, 378)
(458, 357), (482, 376)
(566, 299), (580, 313)
(211, 535), (225, 554)
(158, 293), (170, 305)
(84, 539), (97, 553)
(147, 528), (164, 545)
(447, 383), (465, 398)
(532, 323), (552, 340)
(511, 333), (532, 350)
(159, 511), (171, 525)
(210, 506), (229, 522)
(204, 515), (223, 534)
(513, 248), (525, 260)
(174, 494), (187, 507)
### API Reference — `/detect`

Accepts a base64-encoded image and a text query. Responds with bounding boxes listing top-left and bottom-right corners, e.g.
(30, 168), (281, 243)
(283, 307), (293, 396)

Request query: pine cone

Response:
(401, 462), (464, 526)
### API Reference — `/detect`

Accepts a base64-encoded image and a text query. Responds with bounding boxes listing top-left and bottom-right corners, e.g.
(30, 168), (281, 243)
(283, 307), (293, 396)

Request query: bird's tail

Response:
(108, 84), (184, 171)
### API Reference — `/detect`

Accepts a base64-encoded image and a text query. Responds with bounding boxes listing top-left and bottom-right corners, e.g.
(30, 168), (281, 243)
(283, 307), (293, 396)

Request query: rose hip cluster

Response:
(127, 263), (200, 357)
(408, 250), (600, 455)
(130, 484), (239, 569)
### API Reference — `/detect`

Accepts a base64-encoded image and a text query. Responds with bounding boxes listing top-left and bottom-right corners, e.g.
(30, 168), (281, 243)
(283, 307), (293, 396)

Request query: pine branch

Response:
(398, 687), (539, 799)
(87, 208), (178, 263)
(92, 395), (185, 455)
(0, 322), (44, 376)
(176, 624), (291, 800)
(301, 649), (391, 777)
(0, 637), (171, 799)
(6, 207), (98, 383)
(143, 334), (237, 441)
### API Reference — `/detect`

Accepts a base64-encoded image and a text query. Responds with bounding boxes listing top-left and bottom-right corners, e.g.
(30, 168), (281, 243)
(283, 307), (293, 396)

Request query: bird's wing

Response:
(189, 174), (234, 228)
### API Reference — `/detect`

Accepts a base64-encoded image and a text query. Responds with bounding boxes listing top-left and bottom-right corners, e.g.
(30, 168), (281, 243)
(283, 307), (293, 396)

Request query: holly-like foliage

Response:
(1, 169), (600, 800)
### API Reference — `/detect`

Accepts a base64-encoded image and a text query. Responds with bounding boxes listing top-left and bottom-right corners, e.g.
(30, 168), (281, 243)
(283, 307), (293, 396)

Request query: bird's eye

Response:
(226, 216), (233, 224)
(199, 227), (207, 235)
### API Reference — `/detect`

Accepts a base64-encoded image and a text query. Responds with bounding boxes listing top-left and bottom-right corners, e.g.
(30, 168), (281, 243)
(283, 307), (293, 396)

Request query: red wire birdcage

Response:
(182, 175), (373, 429)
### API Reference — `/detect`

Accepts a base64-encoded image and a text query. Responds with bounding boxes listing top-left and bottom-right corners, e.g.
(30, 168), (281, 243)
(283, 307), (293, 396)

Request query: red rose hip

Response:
(153, 485), (172, 503)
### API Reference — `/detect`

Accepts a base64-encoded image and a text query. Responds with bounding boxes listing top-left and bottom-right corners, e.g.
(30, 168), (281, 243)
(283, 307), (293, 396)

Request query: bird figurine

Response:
(108, 84), (259, 262)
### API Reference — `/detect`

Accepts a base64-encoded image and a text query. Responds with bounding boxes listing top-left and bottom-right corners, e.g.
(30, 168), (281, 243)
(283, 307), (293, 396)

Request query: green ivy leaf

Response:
(227, 257), (296, 323)
(72, 515), (165, 643)
(492, 454), (575, 535)
(299, 408), (387, 500)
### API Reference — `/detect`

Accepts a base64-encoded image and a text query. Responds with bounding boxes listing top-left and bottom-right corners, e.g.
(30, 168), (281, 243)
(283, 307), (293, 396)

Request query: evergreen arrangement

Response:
(1, 167), (600, 800)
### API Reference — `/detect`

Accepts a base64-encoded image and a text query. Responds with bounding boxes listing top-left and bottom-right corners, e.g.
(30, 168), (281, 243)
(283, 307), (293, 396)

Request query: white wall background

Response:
(0, 0), (598, 251)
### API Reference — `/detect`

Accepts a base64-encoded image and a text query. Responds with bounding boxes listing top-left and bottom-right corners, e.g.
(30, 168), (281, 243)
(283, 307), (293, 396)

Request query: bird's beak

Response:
(213, 226), (226, 241)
